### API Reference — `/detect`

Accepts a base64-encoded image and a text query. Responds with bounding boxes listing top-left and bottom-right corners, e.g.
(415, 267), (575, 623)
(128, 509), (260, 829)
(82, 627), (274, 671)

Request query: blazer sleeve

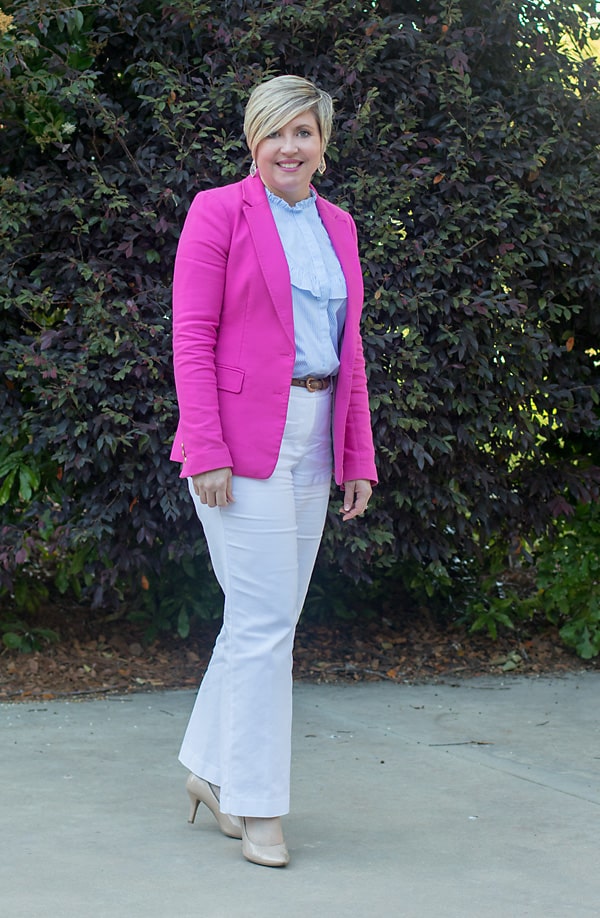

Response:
(340, 214), (378, 485)
(171, 190), (235, 477)
(342, 337), (378, 485)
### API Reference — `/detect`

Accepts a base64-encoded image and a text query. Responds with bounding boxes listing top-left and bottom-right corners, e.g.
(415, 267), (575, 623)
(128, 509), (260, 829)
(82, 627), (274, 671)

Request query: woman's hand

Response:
(339, 479), (372, 522)
(192, 468), (234, 508)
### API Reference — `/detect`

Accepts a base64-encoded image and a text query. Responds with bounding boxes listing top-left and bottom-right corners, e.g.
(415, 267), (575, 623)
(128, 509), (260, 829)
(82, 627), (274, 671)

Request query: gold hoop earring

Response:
(317, 157), (326, 175)
(249, 160), (257, 177)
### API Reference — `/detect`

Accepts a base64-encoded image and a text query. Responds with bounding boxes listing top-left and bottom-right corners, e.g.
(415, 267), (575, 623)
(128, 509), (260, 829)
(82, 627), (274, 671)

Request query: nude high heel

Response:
(241, 817), (290, 868)
(185, 773), (242, 839)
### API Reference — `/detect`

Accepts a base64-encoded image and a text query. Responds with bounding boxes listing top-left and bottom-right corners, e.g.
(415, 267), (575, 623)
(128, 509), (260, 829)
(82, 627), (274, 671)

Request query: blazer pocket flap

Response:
(216, 364), (245, 393)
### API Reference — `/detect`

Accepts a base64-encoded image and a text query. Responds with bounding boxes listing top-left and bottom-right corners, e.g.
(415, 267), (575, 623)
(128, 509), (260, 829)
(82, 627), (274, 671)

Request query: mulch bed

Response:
(0, 605), (596, 702)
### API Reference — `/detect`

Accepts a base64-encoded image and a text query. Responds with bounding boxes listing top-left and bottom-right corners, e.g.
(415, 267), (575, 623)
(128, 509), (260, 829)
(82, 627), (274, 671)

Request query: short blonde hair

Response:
(244, 75), (333, 160)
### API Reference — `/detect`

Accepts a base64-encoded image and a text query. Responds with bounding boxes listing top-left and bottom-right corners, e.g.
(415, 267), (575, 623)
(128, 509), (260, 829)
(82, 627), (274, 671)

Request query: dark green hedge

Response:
(1, 0), (599, 617)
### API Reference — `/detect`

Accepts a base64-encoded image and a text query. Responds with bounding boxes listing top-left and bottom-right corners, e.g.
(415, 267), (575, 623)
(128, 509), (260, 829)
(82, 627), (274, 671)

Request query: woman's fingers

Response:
(339, 479), (372, 521)
(192, 468), (234, 507)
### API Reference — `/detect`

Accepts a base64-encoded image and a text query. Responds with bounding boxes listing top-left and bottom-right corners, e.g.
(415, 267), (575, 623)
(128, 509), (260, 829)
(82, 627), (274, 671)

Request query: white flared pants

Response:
(179, 386), (333, 817)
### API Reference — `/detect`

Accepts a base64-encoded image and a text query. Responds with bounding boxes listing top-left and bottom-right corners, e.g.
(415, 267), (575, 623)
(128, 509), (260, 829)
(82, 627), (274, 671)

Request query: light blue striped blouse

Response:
(266, 187), (347, 378)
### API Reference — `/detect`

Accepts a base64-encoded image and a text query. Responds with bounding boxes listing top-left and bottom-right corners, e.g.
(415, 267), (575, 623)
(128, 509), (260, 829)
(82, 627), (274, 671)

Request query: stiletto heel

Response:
(187, 791), (201, 824)
(241, 817), (290, 868)
(185, 773), (242, 839)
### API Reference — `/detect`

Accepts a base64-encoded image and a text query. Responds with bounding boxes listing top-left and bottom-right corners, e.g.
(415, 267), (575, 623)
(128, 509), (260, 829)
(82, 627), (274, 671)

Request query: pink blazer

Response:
(170, 172), (377, 486)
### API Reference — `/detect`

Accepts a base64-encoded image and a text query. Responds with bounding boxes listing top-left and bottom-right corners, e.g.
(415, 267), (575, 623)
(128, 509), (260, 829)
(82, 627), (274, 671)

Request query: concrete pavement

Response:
(1, 674), (598, 917)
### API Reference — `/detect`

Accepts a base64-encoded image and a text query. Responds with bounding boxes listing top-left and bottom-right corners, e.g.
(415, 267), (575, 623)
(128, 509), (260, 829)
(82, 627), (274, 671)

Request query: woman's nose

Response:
(279, 133), (298, 153)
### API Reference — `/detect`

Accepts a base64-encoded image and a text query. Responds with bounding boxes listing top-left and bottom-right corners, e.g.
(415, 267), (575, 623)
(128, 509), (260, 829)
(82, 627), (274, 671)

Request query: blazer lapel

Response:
(314, 195), (364, 321)
(315, 194), (365, 381)
(241, 175), (295, 346)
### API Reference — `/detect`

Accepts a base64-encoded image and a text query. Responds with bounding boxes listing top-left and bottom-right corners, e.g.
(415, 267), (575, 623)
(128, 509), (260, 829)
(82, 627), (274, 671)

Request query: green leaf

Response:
(0, 468), (17, 505)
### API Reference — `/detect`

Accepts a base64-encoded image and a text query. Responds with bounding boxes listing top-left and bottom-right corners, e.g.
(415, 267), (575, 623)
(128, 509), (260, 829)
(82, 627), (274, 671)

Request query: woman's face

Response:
(255, 109), (322, 206)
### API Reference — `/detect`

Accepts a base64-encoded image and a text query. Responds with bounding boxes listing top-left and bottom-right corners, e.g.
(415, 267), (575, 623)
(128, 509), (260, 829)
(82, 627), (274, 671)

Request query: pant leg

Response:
(178, 387), (332, 817)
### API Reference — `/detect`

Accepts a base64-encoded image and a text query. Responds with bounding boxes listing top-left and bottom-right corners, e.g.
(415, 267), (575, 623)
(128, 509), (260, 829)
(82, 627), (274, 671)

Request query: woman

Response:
(170, 74), (377, 868)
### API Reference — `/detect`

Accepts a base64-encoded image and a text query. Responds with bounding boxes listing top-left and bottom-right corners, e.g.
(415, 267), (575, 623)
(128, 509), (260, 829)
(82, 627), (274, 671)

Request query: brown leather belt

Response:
(291, 376), (331, 392)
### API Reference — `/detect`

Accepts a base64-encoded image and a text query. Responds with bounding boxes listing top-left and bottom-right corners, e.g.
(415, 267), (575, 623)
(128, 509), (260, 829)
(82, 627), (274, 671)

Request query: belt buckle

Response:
(305, 376), (320, 392)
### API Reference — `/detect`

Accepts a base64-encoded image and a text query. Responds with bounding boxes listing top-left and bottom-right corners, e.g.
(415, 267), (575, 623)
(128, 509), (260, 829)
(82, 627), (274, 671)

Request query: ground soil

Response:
(0, 603), (596, 702)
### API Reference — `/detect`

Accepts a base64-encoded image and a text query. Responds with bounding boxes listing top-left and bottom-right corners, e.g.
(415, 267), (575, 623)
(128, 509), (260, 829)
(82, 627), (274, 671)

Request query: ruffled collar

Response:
(264, 185), (317, 212)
